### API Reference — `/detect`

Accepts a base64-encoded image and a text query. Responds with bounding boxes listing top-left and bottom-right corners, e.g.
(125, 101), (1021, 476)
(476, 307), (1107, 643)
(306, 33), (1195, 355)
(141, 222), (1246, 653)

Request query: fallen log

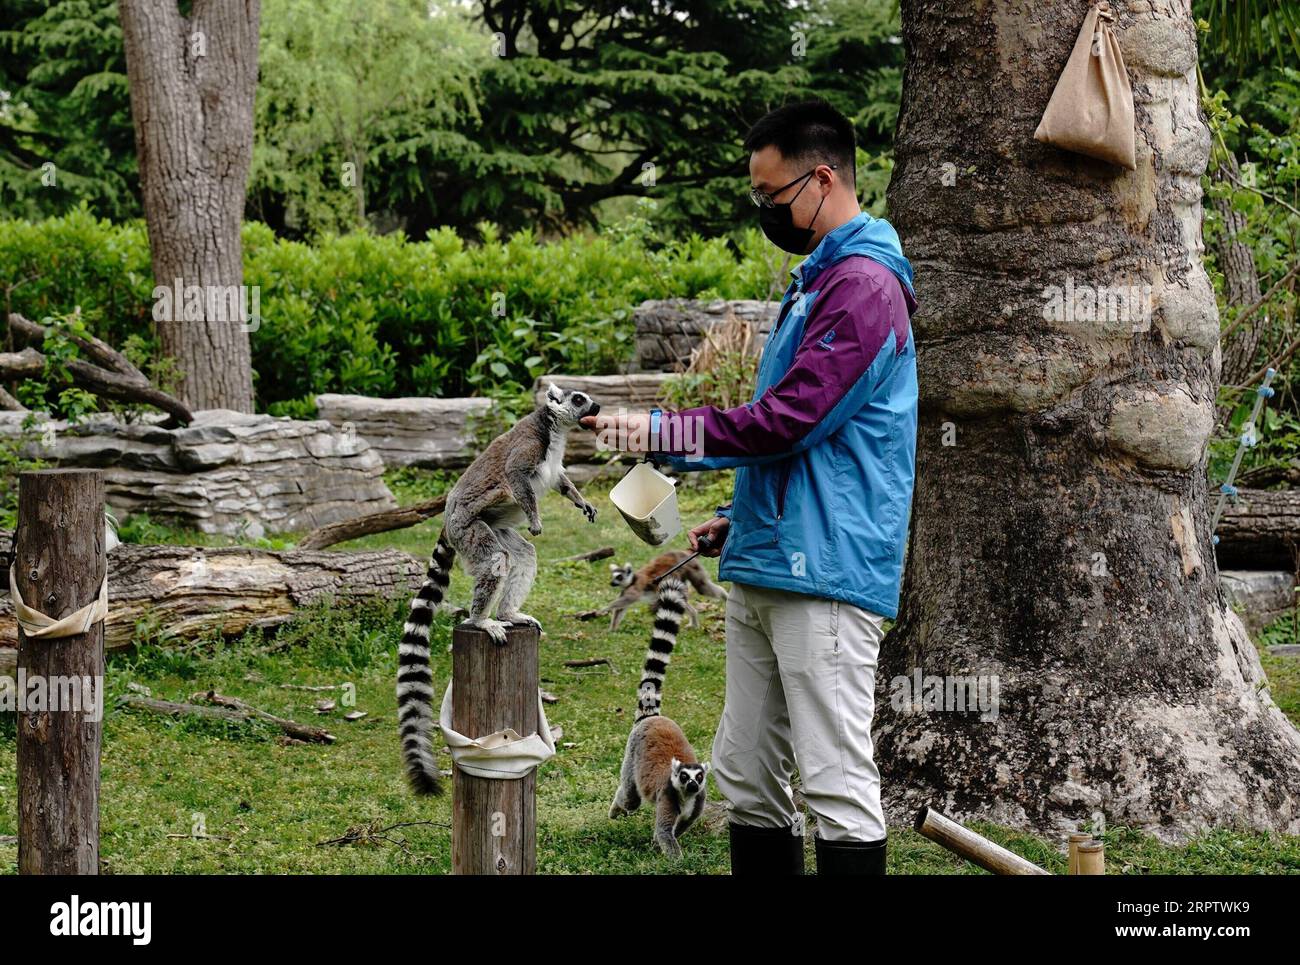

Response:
(553, 546), (615, 563)
(1216, 488), (1300, 569)
(120, 692), (335, 743)
(7, 312), (194, 425)
(0, 534), (423, 657)
(297, 495), (446, 551)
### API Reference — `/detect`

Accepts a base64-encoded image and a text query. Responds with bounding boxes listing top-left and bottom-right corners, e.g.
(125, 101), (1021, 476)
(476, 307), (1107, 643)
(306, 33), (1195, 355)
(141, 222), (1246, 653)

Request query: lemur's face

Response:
(545, 384), (600, 426)
(609, 562), (634, 587)
(671, 758), (709, 797)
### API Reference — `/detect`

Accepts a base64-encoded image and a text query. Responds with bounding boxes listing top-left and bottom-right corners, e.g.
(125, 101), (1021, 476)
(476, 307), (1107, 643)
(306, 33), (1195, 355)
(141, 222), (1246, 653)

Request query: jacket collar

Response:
(791, 212), (869, 291)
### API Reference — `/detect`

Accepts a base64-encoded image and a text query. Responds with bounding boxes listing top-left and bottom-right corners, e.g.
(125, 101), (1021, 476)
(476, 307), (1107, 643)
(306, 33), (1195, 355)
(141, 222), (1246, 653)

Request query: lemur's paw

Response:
(472, 619), (511, 645)
(500, 612), (542, 632)
(608, 800), (627, 819)
(582, 502), (598, 523)
(656, 837), (683, 859)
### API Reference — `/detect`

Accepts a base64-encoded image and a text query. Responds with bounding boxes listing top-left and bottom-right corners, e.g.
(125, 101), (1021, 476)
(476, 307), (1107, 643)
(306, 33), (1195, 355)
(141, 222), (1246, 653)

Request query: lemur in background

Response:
(397, 384), (600, 795)
(608, 577), (710, 858)
(601, 551), (728, 630)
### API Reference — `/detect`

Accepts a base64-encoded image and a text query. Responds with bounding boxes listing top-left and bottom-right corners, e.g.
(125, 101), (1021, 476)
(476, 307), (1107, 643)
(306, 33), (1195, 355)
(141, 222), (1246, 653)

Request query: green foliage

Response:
(0, 433), (44, 530)
(251, 0), (484, 237)
(1, 209), (779, 413)
(0, 0), (137, 220)
(1, 0), (906, 240)
(1200, 0), (1300, 63)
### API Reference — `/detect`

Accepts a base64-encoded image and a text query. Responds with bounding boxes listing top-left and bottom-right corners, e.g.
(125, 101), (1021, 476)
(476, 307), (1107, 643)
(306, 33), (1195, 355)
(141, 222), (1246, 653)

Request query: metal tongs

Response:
(652, 533), (716, 587)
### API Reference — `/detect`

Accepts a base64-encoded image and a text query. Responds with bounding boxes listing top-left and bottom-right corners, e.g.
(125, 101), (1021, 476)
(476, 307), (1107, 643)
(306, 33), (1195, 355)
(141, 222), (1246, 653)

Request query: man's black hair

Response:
(743, 99), (856, 186)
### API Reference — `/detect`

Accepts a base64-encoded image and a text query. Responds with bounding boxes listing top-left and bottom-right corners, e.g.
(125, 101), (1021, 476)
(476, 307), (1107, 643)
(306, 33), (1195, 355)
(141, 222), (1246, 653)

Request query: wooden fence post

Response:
(451, 622), (539, 875)
(16, 469), (105, 875)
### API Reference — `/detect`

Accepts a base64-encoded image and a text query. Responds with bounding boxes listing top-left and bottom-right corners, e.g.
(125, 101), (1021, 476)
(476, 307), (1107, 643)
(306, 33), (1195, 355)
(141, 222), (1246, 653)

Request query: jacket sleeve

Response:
(651, 270), (902, 468)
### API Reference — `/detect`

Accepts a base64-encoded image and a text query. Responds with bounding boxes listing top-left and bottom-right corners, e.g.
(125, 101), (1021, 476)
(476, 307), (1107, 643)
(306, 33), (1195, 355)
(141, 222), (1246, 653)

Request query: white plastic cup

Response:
(609, 461), (682, 546)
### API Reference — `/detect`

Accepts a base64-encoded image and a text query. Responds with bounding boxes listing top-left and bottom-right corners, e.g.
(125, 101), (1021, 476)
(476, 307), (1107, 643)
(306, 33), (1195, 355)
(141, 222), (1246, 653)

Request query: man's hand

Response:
(580, 411), (651, 454)
(688, 516), (729, 557)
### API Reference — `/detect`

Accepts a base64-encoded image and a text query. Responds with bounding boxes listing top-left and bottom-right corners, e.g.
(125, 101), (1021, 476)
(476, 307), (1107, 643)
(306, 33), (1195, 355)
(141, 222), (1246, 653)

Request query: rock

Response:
(316, 393), (492, 469)
(0, 409), (395, 537)
(1220, 570), (1295, 636)
(632, 298), (779, 372)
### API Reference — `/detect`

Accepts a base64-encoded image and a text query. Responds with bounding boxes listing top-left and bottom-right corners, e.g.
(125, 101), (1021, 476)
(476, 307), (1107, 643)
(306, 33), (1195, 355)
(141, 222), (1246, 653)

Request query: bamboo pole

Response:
(914, 806), (1051, 875)
(1067, 831), (1091, 875)
(1077, 840), (1105, 875)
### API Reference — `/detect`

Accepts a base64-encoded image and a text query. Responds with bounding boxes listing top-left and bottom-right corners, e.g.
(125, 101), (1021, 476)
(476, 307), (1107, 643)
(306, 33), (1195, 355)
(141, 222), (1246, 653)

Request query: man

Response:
(584, 100), (917, 875)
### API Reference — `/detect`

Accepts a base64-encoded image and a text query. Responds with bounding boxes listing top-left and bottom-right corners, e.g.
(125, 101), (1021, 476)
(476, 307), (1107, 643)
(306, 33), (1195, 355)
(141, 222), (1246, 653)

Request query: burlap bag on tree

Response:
(1034, 2), (1136, 170)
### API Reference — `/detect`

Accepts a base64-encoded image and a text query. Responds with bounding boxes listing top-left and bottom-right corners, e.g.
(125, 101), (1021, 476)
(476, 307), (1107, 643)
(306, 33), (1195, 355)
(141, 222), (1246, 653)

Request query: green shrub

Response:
(1, 205), (783, 415)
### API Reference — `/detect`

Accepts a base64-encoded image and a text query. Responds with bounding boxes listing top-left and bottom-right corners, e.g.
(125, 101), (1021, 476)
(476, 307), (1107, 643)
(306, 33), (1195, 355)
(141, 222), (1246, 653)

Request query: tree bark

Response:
(1211, 152), (1264, 387)
(16, 469), (104, 875)
(117, 0), (259, 413)
(879, 0), (1300, 842)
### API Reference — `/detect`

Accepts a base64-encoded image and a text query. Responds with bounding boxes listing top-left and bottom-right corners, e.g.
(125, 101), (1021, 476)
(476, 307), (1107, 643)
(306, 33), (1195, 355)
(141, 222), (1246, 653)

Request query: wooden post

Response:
(15, 469), (105, 875)
(451, 622), (539, 875)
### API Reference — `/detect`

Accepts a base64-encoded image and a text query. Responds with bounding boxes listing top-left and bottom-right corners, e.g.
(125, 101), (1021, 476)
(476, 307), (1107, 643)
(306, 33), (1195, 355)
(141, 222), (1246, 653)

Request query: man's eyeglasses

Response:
(748, 165), (836, 208)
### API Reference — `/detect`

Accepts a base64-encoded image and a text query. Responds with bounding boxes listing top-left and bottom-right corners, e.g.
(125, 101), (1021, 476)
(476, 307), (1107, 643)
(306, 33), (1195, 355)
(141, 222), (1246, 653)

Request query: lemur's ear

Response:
(546, 383), (564, 402)
(608, 563), (618, 572)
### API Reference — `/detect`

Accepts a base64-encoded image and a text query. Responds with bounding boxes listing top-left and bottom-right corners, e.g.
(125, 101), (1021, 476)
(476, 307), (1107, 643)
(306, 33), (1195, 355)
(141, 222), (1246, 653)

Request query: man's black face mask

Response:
(755, 168), (829, 255)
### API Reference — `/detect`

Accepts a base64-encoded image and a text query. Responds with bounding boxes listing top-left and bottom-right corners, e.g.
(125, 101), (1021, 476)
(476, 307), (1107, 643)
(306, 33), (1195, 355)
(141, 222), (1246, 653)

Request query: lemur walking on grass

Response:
(601, 551), (728, 630)
(608, 577), (710, 858)
(397, 384), (600, 795)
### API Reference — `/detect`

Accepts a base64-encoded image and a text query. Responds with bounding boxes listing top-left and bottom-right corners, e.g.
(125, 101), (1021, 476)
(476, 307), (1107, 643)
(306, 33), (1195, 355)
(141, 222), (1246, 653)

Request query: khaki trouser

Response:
(711, 581), (887, 842)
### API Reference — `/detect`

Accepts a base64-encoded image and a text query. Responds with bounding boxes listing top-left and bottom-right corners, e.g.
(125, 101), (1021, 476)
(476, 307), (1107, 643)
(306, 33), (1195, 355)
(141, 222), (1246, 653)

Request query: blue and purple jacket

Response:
(650, 212), (918, 618)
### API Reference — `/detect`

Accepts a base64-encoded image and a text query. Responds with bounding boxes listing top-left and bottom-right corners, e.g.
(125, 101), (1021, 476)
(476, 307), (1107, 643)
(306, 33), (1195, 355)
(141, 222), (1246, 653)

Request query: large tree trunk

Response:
(118, 0), (259, 413)
(879, 0), (1300, 843)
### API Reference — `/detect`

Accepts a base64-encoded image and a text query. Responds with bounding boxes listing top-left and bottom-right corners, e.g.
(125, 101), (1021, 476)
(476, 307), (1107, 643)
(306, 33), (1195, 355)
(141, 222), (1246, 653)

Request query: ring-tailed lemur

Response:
(397, 384), (600, 795)
(608, 577), (710, 858)
(602, 551), (728, 630)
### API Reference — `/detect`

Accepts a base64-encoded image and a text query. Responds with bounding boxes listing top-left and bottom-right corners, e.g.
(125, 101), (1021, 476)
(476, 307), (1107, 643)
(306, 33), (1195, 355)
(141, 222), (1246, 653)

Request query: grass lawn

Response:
(1, 469), (1298, 874)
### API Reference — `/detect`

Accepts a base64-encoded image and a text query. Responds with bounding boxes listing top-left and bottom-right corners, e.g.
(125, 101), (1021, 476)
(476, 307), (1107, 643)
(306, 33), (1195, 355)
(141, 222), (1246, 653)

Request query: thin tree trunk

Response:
(880, 0), (1300, 843)
(117, 0), (259, 413)
(1212, 152), (1264, 387)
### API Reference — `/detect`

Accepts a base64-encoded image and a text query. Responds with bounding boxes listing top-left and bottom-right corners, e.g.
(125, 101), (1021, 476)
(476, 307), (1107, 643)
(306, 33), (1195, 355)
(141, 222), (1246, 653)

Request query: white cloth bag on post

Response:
(439, 682), (556, 779)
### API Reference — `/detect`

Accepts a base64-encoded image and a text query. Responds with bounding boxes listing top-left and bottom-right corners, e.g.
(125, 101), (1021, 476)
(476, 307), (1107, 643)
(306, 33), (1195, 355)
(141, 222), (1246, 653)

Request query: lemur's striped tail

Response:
(397, 529), (455, 795)
(636, 577), (688, 722)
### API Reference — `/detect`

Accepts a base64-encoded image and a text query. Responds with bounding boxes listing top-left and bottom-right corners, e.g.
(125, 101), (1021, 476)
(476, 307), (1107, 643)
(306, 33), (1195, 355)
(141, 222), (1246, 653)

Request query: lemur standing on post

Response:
(602, 551), (728, 630)
(397, 384), (600, 795)
(608, 577), (710, 858)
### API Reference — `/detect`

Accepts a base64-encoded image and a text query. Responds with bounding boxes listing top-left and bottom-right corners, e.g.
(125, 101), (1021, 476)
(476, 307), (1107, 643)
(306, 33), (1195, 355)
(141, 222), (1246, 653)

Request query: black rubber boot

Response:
(815, 835), (887, 875)
(728, 822), (805, 875)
